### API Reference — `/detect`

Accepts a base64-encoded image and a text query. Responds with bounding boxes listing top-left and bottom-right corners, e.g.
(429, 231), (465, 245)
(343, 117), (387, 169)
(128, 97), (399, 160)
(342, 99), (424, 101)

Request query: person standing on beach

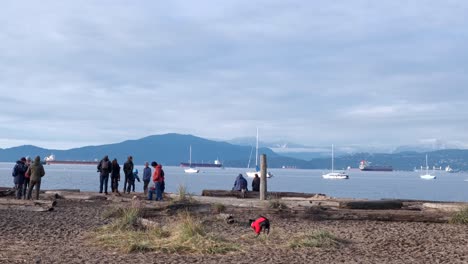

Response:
(97, 155), (111, 194)
(123, 156), (134, 194)
(110, 158), (120, 193)
(131, 168), (140, 192)
(23, 156), (32, 199)
(142, 162), (151, 194)
(152, 161), (164, 201)
(12, 157), (28, 199)
(27, 156), (45, 200)
(252, 174), (260, 192)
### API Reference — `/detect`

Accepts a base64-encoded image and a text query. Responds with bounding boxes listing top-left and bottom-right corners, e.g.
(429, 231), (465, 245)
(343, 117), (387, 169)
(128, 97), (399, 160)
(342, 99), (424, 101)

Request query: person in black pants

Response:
(110, 158), (120, 193)
(123, 156), (134, 194)
(97, 155), (112, 194)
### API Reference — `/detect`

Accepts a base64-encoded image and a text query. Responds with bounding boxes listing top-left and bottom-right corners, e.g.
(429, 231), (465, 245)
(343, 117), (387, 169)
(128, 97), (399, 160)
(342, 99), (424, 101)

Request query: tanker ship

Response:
(44, 154), (99, 165)
(180, 159), (223, 168)
(359, 160), (393, 171)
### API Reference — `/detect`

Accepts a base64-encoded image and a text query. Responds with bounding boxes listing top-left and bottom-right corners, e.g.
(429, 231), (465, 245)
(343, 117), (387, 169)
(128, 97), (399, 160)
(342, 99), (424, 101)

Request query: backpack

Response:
(12, 164), (18, 177)
(101, 160), (109, 170)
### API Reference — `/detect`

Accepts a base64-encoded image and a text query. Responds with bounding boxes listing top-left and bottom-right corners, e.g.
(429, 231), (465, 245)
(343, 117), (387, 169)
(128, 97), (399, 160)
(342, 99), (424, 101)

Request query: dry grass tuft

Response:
(288, 230), (341, 249)
(450, 207), (468, 224)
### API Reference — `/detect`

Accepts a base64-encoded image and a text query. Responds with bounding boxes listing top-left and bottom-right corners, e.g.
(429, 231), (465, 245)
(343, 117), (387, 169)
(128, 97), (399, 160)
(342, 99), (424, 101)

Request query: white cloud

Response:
(1, 1), (468, 149)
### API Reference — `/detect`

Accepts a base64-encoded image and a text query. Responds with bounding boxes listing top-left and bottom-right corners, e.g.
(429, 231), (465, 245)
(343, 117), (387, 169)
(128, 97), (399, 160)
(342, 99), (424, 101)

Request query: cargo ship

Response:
(359, 160), (393, 171)
(180, 159), (223, 168)
(44, 154), (99, 165)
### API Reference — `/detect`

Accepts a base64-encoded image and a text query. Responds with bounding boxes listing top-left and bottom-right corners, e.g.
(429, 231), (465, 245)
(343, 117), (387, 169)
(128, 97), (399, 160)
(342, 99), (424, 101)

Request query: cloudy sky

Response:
(1, 1), (468, 150)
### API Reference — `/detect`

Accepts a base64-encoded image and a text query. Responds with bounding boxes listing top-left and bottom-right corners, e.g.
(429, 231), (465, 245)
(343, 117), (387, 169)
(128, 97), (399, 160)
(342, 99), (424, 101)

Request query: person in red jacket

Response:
(249, 216), (270, 236)
(151, 161), (164, 201)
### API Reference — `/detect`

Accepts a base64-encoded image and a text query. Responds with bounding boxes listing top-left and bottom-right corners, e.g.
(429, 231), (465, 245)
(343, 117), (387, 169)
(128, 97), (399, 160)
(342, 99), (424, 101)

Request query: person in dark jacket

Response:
(22, 156), (32, 199)
(110, 158), (120, 193)
(12, 157), (28, 199)
(27, 156), (45, 200)
(252, 174), (260, 192)
(142, 162), (152, 194)
(97, 155), (112, 194)
(232, 173), (248, 191)
(123, 156), (134, 194)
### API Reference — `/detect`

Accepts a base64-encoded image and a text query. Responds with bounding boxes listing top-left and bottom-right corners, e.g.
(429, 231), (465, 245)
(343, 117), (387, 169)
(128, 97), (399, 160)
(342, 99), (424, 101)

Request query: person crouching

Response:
(249, 216), (270, 236)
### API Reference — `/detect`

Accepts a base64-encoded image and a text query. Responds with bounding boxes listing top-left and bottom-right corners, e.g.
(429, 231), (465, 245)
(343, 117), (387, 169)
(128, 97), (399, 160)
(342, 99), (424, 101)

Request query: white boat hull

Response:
(420, 174), (436, 180)
(246, 171), (273, 178)
(322, 172), (349, 180)
(184, 168), (199, 174)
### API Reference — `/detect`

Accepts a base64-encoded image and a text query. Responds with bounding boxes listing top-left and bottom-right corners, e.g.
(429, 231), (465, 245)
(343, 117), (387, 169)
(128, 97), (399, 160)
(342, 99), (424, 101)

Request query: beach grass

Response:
(288, 230), (341, 249)
(449, 207), (468, 224)
(211, 203), (226, 213)
(93, 208), (240, 254)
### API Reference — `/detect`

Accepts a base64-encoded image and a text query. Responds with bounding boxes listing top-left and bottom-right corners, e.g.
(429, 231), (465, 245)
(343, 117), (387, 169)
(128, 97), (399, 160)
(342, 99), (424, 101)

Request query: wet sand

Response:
(0, 197), (467, 264)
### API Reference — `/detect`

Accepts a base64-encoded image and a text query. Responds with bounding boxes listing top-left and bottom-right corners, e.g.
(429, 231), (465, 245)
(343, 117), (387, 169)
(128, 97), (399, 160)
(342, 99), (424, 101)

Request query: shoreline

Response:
(0, 189), (467, 263)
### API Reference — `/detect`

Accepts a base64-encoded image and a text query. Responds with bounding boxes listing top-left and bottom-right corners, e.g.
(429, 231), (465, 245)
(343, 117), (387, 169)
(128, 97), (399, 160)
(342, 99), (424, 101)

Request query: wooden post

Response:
(260, 154), (267, 200)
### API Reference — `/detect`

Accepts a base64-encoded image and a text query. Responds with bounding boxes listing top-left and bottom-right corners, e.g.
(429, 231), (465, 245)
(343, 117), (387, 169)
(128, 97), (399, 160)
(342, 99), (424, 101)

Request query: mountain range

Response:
(1, 133), (468, 171)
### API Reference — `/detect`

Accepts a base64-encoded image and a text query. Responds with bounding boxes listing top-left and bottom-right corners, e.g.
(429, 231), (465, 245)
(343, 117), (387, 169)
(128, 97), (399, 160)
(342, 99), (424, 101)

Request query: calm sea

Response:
(1, 162), (467, 202)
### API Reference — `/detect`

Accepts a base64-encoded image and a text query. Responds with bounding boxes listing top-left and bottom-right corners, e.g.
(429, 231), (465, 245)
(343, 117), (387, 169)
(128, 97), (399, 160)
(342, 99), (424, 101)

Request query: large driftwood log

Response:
(339, 200), (403, 210)
(0, 187), (15, 197)
(0, 198), (57, 212)
(219, 206), (450, 223)
(202, 190), (326, 199)
(0, 199), (57, 207)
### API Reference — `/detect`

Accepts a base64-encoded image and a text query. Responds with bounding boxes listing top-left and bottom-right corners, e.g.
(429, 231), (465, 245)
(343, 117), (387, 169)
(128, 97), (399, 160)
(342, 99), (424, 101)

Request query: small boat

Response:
(184, 167), (199, 174)
(246, 128), (273, 178)
(420, 154), (436, 180)
(322, 144), (349, 180)
(444, 165), (459, 173)
(184, 145), (199, 174)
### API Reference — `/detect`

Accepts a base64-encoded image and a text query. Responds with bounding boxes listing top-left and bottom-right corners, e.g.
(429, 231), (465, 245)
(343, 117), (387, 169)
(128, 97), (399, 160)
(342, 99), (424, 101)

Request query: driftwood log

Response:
(0, 199), (57, 212)
(0, 187), (15, 197)
(202, 190), (326, 199)
(220, 206), (451, 223)
(339, 200), (403, 210)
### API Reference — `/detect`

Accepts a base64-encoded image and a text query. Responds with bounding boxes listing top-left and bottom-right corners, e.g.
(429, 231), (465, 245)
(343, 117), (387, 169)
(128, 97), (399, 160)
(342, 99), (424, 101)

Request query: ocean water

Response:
(1, 162), (468, 202)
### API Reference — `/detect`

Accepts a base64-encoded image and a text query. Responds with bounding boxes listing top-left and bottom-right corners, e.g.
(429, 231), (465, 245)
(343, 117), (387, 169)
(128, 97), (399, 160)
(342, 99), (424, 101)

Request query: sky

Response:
(1, 1), (468, 150)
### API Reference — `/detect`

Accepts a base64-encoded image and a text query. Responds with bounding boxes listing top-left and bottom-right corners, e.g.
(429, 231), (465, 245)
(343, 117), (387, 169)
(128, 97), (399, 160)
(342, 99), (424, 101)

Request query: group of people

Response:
(232, 173), (261, 192)
(11, 156), (45, 200)
(97, 156), (166, 201)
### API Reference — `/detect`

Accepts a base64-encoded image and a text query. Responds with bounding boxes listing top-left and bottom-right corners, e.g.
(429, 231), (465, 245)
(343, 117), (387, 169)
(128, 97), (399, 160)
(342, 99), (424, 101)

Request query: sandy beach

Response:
(0, 192), (467, 264)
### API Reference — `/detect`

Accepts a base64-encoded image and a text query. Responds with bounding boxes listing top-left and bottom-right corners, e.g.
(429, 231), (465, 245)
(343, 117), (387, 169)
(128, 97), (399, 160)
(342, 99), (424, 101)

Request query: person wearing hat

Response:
(232, 173), (248, 192)
(27, 156), (45, 200)
(12, 157), (28, 199)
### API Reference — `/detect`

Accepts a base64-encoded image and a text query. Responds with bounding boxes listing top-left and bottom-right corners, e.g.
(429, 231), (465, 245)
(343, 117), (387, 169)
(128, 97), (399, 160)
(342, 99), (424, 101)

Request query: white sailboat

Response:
(246, 128), (273, 178)
(184, 145), (199, 174)
(420, 154), (436, 180)
(322, 144), (349, 180)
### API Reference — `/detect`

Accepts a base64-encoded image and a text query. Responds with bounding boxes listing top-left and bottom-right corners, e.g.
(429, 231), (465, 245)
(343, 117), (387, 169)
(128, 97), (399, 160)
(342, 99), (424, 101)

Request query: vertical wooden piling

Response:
(260, 154), (267, 200)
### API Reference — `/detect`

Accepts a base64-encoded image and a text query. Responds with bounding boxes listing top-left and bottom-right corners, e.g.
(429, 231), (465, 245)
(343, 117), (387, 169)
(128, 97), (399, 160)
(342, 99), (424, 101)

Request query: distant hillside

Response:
(0, 134), (280, 166)
(1, 134), (467, 171)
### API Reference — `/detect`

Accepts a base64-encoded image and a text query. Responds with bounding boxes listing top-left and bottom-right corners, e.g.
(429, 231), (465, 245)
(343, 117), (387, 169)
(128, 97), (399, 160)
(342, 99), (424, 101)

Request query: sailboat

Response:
(184, 145), (199, 174)
(322, 144), (349, 179)
(246, 128), (273, 178)
(420, 154), (436, 180)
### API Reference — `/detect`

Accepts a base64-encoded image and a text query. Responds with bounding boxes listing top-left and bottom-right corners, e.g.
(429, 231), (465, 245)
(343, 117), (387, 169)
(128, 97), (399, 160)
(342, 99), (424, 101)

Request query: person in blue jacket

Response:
(142, 162), (152, 194)
(232, 173), (248, 191)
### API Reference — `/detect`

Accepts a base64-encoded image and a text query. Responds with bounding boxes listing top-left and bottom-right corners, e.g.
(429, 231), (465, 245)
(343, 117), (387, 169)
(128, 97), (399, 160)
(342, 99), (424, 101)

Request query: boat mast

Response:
(331, 144), (334, 173)
(255, 128), (259, 167)
(189, 145), (192, 167)
(425, 154), (428, 175)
